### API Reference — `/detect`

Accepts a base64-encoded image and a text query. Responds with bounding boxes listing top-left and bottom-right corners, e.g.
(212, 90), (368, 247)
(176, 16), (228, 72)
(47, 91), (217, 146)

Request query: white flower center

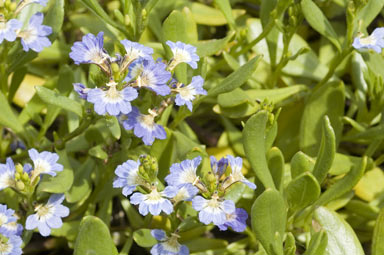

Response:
(33, 159), (51, 175)
(173, 49), (192, 64)
(0, 172), (14, 190)
(145, 189), (164, 204)
(179, 86), (196, 101)
(0, 238), (12, 254)
(0, 22), (6, 31)
(360, 35), (376, 46)
(103, 85), (123, 103)
(139, 114), (155, 131)
(173, 187), (189, 202)
(226, 212), (236, 221)
(206, 197), (221, 209)
(179, 167), (197, 184)
(19, 28), (37, 43)
(87, 49), (105, 65)
(137, 71), (155, 88)
(36, 204), (54, 220)
(0, 213), (8, 225)
(162, 236), (181, 253)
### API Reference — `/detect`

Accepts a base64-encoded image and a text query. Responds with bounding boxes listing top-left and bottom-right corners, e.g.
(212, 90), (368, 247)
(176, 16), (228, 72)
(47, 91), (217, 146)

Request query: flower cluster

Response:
(69, 32), (207, 145)
(0, 149), (69, 240)
(113, 154), (256, 255)
(0, 0), (52, 52)
(353, 27), (384, 53)
(0, 204), (22, 255)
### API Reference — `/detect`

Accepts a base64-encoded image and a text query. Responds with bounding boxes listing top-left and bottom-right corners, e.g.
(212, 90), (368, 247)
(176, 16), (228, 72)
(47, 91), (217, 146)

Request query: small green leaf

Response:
(89, 145), (108, 160)
(65, 158), (94, 203)
(246, 85), (308, 106)
(313, 157), (367, 208)
(190, 2), (244, 26)
(208, 56), (261, 97)
(267, 147), (284, 191)
(0, 92), (24, 134)
(300, 81), (344, 156)
(195, 31), (235, 58)
(285, 172), (320, 212)
(301, 0), (341, 51)
(313, 207), (364, 255)
(133, 229), (157, 248)
(311, 116), (336, 184)
(372, 207), (384, 255)
(51, 221), (80, 242)
(184, 238), (228, 253)
(251, 189), (286, 255)
(290, 151), (315, 179)
(44, 0), (65, 40)
(74, 216), (118, 255)
(356, 0), (384, 30)
(243, 111), (276, 189)
(304, 230), (328, 255)
(35, 86), (83, 117)
(213, 0), (235, 29)
(284, 232), (296, 255)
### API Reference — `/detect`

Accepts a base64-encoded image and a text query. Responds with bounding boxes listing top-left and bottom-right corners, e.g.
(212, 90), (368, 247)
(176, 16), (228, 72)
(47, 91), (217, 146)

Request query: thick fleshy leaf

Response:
(372, 207), (384, 255)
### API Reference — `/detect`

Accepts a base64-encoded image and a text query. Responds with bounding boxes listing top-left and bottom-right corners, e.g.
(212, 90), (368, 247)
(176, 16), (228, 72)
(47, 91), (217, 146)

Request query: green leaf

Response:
(89, 145), (108, 160)
(301, 0), (341, 51)
(37, 150), (74, 194)
(208, 56), (261, 97)
(251, 189), (286, 255)
(213, 102), (259, 119)
(372, 207), (384, 255)
(356, 0), (384, 30)
(190, 2), (245, 26)
(195, 31), (235, 58)
(184, 238), (228, 253)
(51, 221), (80, 242)
(311, 116), (336, 184)
(246, 85), (308, 106)
(285, 172), (320, 212)
(8, 67), (27, 102)
(65, 158), (94, 203)
(133, 229), (157, 248)
(35, 86), (83, 117)
(44, 0), (65, 40)
(74, 216), (118, 255)
(313, 157), (367, 208)
(290, 151), (315, 179)
(313, 207), (364, 255)
(299, 81), (344, 156)
(0, 92), (24, 134)
(213, 0), (235, 29)
(284, 232), (296, 255)
(243, 111), (276, 189)
(304, 230), (328, 255)
(267, 147), (284, 191)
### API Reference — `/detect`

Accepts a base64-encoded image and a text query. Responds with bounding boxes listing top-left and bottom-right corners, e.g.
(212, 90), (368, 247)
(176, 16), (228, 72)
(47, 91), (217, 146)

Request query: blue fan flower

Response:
(122, 107), (166, 146)
(28, 149), (63, 181)
(223, 155), (256, 190)
(0, 204), (16, 227)
(73, 83), (89, 99)
(130, 188), (173, 216)
(164, 156), (202, 187)
(353, 28), (384, 53)
(192, 195), (235, 226)
(0, 19), (22, 44)
(166, 41), (199, 69)
(218, 208), (248, 232)
(0, 233), (22, 255)
(150, 229), (189, 255)
(25, 194), (69, 237)
(174, 76), (207, 111)
(0, 158), (16, 191)
(120, 39), (153, 70)
(18, 12), (52, 52)
(163, 183), (199, 203)
(86, 81), (138, 116)
(113, 159), (145, 196)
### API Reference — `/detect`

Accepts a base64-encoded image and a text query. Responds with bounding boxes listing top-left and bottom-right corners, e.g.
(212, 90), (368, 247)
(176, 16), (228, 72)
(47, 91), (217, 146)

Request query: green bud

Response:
(22, 172), (30, 182)
(4, 0), (10, 9)
(0, 1), (4, 8)
(204, 171), (217, 193)
(111, 62), (120, 80)
(124, 14), (131, 26)
(15, 172), (21, 180)
(15, 181), (25, 191)
(15, 163), (23, 174)
(9, 1), (16, 11)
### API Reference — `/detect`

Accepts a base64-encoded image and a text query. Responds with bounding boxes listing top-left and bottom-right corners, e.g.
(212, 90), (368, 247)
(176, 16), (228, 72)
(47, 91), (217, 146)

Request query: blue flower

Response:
(28, 149), (63, 181)
(223, 155), (256, 190)
(174, 76), (207, 111)
(73, 83), (89, 99)
(210, 156), (228, 179)
(70, 32), (109, 65)
(192, 195), (235, 225)
(218, 208), (248, 232)
(130, 188), (173, 216)
(18, 12), (52, 52)
(32, 0), (48, 6)
(163, 183), (199, 203)
(0, 220), (23, 237)
(120, 40), (153, 70)
(0, 19), (22, 44)
(122, 107), (166, 146)
(166, 41), (199, 69)
(165, 156), (202, 187)
(150, 229), (189, 255)
(127, 58), (171, 96)
(0, 158), (16, 191)
(0, 204), (16, 227)
(25, 194), (69, 237)
(86, 81), (138, 116)
(353, 28), (384, 53)
(113, 159), (145, 196)
(0, 233), (22, 255)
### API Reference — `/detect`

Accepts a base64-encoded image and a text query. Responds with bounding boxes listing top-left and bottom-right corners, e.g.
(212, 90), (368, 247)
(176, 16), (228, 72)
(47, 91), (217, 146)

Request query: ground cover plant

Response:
(1, 0), (384, 254)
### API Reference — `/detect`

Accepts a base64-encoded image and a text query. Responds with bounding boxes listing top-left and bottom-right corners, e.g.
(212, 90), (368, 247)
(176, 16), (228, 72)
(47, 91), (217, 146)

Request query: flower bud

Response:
(15, 181), (25, 191)
(15, 163), (23, 174)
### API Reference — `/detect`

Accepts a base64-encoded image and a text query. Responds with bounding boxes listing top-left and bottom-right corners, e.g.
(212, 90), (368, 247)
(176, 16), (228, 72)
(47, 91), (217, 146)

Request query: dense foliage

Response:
(1, 0), (384, 254)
